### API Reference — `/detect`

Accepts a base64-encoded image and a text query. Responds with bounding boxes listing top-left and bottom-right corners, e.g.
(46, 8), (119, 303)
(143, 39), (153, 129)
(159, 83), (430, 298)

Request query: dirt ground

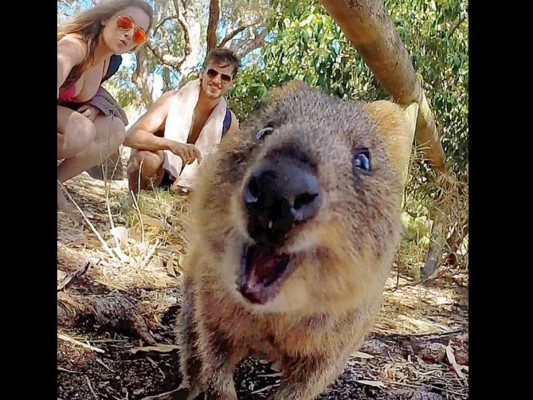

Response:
(57, 171), (469, 400)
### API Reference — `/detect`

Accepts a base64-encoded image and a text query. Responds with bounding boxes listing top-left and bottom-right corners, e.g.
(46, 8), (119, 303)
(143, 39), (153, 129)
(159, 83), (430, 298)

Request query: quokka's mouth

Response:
(237, 243), (294, 305)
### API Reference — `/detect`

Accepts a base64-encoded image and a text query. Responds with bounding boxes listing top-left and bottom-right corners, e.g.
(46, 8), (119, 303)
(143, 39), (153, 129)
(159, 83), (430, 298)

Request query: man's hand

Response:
(169, 142), (202, 165)
(77, 105), (100, 122)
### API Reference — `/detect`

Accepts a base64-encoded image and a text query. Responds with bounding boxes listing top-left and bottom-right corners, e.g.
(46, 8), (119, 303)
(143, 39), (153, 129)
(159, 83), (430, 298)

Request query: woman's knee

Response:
(68, 115), (96, 143)
(109, 117), (127, 145)
(96, 116), (126, 147)
(60, 115), (96, 157)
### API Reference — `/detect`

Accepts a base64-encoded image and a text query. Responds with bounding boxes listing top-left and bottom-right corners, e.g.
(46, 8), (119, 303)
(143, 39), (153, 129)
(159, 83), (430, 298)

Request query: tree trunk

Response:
(206, 0), (220, 53)
(422, 209), (446, 277)
(132, 46), (154, 108)
(318, 0), (445, 172)
(176, 0), (202, 85)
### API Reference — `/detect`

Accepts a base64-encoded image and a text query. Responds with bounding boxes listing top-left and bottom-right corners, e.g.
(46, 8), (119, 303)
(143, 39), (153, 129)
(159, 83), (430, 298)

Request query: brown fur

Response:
(174, 82), (406, 399)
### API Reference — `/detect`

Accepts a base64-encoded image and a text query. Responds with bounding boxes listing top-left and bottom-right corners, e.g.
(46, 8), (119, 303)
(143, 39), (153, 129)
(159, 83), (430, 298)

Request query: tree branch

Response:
(146, 0), (194, 71)
(219, 19), (262, 48)
(153, 15), (177, 36)
(448, 13), (466, 38)
(233, 27), (268, 59)
(318, 0), (446, 172)
(146, 42), (185, 69)
(173, 0), (191, 57)
(207, 0), (220, 52)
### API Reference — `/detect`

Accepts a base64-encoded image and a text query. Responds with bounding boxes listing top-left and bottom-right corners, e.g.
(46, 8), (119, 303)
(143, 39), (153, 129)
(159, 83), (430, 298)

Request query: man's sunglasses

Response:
(206, 68), (232, 83)
(116, 15), (147, 45)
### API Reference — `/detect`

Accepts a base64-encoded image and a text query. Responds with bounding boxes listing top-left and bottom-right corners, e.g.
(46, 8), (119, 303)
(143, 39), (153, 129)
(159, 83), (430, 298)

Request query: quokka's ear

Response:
(262, 80), (311, 105)
(247, 80), (313, 126)
(364, 100), (418, 187)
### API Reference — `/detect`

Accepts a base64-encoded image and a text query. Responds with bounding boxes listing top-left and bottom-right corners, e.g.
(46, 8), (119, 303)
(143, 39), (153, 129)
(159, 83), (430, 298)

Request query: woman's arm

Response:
(57, 35), (87, 98)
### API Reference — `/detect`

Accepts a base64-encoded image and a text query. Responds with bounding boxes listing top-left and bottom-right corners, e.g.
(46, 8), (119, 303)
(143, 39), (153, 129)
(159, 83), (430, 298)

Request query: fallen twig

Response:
(251, 384), (280, 394)
(142, 238), (160, 268)
(86, 375), (99, 399)
(256, 372), (283, 378)
(57, 261), (91, 291)
(130, 189), (145, 245)
(58, 332), (105, 354)
(147, 356), (166, 379)
(95, 358), (115, 372)
(57, 366), (80, 374)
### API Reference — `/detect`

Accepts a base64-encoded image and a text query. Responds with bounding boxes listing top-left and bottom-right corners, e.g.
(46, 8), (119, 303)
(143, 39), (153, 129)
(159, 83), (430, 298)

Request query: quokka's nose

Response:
(243, 156), (321, 244)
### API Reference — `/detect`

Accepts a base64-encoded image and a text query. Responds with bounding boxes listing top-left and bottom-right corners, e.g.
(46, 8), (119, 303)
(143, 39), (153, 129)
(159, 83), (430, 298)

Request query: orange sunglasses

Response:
(116, 15), (147, 45)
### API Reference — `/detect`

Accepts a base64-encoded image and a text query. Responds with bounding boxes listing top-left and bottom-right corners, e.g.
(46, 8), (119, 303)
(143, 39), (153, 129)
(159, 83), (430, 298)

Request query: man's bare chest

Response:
(188, 111), (210, 144)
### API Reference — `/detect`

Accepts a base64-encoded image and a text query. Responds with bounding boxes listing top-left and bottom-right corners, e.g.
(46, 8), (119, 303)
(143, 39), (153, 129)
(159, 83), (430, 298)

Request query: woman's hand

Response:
(77, 105), (100, 122)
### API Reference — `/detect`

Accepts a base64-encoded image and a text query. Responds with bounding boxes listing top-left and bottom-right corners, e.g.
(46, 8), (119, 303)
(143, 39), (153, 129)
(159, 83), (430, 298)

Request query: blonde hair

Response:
(58, 0), (153, 89)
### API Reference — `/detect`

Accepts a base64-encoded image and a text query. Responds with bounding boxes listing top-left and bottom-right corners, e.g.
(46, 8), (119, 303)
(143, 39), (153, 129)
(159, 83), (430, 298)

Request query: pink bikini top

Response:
(58, 60), (108, 103)
(58, 84), (77, 102)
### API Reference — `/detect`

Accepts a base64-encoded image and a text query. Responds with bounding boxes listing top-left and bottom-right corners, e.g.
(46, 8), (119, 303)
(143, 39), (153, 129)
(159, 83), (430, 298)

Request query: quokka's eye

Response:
(353, 148), (371, 172)
(255, 126), (274, 141)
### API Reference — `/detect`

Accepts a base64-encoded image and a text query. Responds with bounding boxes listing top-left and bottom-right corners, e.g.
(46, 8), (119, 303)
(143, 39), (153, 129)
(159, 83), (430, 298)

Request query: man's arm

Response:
(124, 91), (201, 164)
(123, 91), (178, 151)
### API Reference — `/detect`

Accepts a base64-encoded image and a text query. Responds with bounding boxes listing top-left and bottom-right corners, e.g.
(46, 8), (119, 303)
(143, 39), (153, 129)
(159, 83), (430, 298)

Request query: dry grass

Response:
(58, 173), (188, 292)
(396, 147), (469, 281)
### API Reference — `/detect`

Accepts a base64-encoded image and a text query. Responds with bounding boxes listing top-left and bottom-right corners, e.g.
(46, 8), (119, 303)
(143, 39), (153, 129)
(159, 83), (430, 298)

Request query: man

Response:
(124, 48), (240, 193)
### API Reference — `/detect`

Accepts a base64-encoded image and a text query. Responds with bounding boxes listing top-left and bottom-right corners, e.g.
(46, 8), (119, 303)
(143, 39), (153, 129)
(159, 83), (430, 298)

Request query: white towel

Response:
(162, 78), (226, 189)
